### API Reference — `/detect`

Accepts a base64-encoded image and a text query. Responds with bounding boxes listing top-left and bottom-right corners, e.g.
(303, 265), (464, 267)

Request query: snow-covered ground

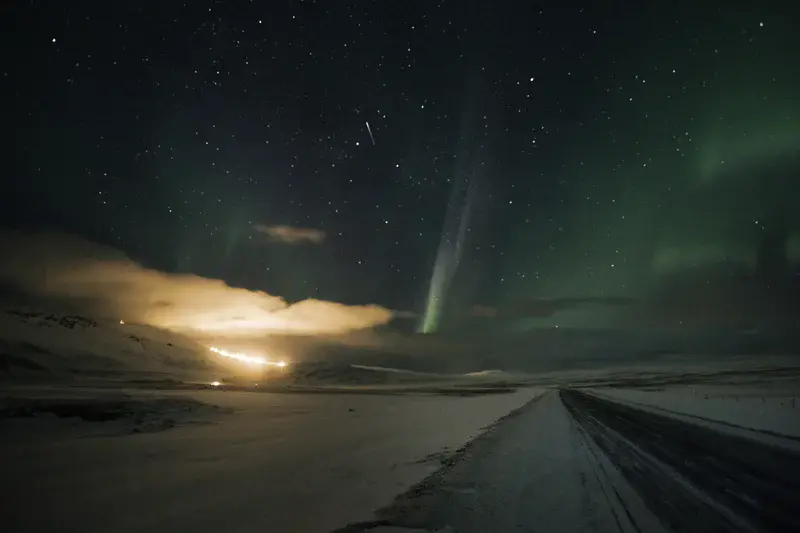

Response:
(369, 391), (668, 533)
(363, 385), (800, 533)
(4, 305), (800, 531)
(0, 307), (226, 381)
(589, 382), (800, 448)
(1, 386), (543, 533)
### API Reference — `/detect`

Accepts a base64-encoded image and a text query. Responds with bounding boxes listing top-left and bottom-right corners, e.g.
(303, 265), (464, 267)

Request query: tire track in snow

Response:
(335, 389), (800, 533)
(561, 389), (800, 533)
(336, 391), (658, 533)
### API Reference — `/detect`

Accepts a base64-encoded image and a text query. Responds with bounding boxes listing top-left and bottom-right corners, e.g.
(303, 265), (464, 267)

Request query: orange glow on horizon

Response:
(209, 346), (288, 368)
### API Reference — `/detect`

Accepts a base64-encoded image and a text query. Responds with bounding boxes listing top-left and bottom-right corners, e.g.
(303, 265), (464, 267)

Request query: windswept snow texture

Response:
(345, 386), (800, 533)
(0, 388), (233, 437)
(3, 379), (800, 532)
(562, 390), (800, 533)
(588, 384), (800, 443)
(360, 391), (667, 533)
(1, 387), (542, 533)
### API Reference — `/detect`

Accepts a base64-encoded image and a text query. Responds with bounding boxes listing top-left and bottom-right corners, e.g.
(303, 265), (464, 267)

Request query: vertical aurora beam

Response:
(419, 174), (477, 333)
(418, 65), (484, 334)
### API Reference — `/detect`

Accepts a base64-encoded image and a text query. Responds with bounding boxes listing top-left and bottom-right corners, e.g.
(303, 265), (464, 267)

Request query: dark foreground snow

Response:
(348, 392), (667, 533)
(342, 385), (800, 533)
(0, 387), (541, 533)
(2, 380), (799, 533)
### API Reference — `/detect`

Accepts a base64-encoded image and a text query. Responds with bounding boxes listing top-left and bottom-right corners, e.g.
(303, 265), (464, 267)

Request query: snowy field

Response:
(3, 374), (799, 532)
(1, 386), (542, 533)
(3, 307), (800, 531)
(361, 384), (800, 533)
(587, 382), (800, 450)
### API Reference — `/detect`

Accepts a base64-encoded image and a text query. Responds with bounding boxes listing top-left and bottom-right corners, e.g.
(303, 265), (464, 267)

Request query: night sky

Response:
(4, 1), (799, 333)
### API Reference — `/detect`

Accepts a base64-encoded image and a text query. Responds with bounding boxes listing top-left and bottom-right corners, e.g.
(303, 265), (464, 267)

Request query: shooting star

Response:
(365, 121), (376, 146)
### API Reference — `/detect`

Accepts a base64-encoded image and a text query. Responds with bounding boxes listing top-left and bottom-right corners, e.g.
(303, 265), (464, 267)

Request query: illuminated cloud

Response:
(253, 224), (326, 245)
(0, 231), (392, 337)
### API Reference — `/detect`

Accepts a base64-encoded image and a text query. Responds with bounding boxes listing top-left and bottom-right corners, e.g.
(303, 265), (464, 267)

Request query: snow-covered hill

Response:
(0, 307), (225, 382)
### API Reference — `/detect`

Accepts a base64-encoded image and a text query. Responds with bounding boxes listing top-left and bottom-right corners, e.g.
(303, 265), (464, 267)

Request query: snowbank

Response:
(589, 384), (800, 449)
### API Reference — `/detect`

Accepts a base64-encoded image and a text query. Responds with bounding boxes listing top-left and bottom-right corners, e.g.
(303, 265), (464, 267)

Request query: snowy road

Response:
(4, 385), (800, 533)
(563, 390), (800, 533)
(346, 389), (800, 533)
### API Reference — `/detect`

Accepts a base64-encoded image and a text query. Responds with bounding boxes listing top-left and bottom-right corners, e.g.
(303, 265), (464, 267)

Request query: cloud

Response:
(0, 231), (392, 337)
(253, 224), (325, 245)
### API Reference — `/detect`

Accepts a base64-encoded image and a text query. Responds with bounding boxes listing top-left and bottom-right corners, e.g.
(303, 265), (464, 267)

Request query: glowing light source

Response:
(210, 381), (221, 387)
(209, 346), (288, 368)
